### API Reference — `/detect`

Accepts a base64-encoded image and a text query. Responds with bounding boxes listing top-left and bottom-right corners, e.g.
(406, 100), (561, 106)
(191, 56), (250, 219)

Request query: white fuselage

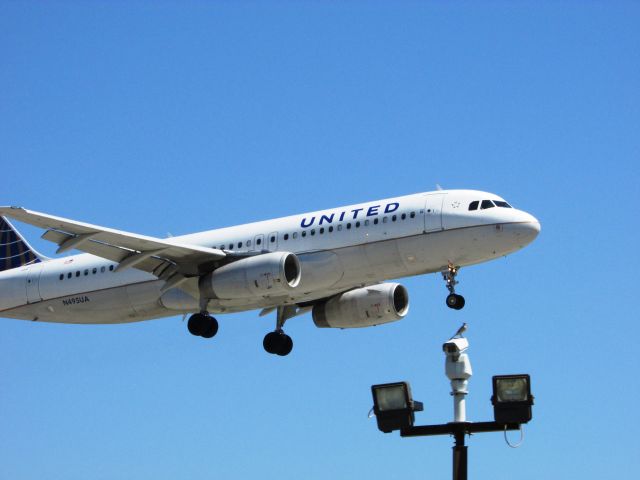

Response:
(0, 189), (540, 324)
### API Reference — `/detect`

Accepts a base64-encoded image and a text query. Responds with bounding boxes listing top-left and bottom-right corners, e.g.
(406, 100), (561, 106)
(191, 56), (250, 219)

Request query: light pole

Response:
(370, 328), (534, 480)
(443, 336), (473, 478)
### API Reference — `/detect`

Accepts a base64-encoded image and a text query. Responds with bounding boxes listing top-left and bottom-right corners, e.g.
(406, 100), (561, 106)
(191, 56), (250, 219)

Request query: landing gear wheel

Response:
(187, 313), (208, 336)
(263, 331), (282, 354)
(188, 313), (218, 338)
(446, 293), (465, 310)
(276, 335), (293, 356)
(200, 316), (219, 338)
(442, 265), (465, 310)
(263, 331), (293, 356)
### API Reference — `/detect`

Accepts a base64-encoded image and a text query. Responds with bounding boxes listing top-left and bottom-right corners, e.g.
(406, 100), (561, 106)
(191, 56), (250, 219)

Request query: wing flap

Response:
(42, 229), (175, 275)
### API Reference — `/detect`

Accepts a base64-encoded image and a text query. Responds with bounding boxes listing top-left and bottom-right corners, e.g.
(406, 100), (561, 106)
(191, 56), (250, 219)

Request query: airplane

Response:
(0, 189), (540, 356)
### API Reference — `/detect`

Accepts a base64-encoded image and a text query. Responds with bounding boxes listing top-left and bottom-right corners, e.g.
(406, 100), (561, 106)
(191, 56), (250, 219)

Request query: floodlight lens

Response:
(496, 377), (528, 402)
(374, 385), (408, 411)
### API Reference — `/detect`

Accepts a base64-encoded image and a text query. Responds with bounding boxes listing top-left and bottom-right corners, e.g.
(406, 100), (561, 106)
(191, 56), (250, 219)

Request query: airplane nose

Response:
(509, 212), (541, 246)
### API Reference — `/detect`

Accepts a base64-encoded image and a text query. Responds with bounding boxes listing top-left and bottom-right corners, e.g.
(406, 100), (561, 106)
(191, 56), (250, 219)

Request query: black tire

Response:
(276, 335), (293, 356)
(187, 313), (207, 336)
(201, 316), (219, 338)
(263, 331), (283, 354)
(446, 293), (459, 309)
(446, 294), (466, 310)
(454, 294), (465, 310)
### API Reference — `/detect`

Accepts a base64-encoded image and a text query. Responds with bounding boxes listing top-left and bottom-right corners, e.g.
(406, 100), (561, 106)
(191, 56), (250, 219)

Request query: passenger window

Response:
(383, 217), (388, 223)
(109, 265), (114, 271)
(101, 266), (106, 273)
(59, 274), (64, 280)
(392, 215), (397, 222)
(292, 233), (298, 239)
(257, 238), (262, 245)
(410, 212), (416, 218)
(337, 225), (343, 231)
(247, 240), (252, 247)
(374, 218), (379, 225)
(84, 269), (89, 276)
(76, 271), (80, 277)
(270, 236), (275, 243)
(302, 231), (306, 237)
(238, 242), (243, 248)
(220, 245), (226, 250)
(481, 200), (495, 209)
(67, 272), (72, 279)
(310, 229), (315, 236)
(92, 268), (97, 274)
(355, 221), (360, 228)
(284, 234), (289, 241)
(469, 201), (479, 211)
(346, 223), (352, 229)
(328, 226), (334, 233)
(401, 213), (406, 220)
(364, 220), (369, 226)
(320, 227), (325, 234)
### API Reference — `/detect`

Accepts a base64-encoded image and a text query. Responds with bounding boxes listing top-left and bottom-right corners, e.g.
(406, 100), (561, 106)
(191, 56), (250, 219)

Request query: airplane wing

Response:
(0, 206), (226, 290)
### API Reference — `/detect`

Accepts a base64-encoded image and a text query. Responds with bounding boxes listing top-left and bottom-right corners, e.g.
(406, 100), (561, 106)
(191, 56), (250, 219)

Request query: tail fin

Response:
(0, 216), (47, 272)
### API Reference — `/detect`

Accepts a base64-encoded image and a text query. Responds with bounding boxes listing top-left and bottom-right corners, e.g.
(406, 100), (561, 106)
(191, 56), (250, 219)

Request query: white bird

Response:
(450, 322), (468, 339)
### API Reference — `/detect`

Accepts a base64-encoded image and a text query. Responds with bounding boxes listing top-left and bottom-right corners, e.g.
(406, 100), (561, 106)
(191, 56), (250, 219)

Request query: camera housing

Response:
(443, 338), (472, 382)
(442, 337), (469, 358)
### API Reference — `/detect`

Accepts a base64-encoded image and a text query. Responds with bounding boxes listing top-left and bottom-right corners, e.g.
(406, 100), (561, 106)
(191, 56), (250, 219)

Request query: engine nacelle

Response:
(312, 283), (409, 329)
(200, 252), (301, 300)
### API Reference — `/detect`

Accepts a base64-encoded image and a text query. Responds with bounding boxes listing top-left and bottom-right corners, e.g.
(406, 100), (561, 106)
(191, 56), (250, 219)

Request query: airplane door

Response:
(267, 231), (278, 251)
(424, 193), (445, 232)
(25, 264), (43, 304)
(253, 234), (265, 251)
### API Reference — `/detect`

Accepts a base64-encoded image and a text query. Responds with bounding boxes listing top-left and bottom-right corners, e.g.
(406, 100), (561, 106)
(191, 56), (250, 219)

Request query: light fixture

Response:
(371, 381), (423, 433)
(491, 374), (534, 423)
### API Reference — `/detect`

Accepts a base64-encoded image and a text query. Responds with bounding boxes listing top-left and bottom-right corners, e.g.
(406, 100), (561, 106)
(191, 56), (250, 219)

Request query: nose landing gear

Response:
(442, 265), (465, 310)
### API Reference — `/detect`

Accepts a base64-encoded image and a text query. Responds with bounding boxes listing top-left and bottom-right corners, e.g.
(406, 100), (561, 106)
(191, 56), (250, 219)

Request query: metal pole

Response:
(452, 379), (468, 422)
(453, 430), (467, 480)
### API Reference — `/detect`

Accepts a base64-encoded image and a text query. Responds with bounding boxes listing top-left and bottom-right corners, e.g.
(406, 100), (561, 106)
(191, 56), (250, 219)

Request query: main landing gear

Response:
(442, 265), (465, 310)
(187, 312), (219, 339)
(263, 305), (296, 356)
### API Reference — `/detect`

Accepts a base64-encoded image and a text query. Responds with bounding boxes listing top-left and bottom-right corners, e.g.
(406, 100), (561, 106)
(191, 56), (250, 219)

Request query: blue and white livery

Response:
(0, 189), (540, 356)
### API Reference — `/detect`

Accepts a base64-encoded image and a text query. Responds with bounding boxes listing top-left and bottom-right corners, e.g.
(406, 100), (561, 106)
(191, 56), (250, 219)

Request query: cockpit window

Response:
(494, 200), (512, 208)
(481, 200), (495, 209)
(468, 201), (479, 211)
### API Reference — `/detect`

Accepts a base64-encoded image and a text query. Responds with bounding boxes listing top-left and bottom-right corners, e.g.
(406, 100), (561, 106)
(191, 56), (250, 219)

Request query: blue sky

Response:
(1, 2), (638, 479)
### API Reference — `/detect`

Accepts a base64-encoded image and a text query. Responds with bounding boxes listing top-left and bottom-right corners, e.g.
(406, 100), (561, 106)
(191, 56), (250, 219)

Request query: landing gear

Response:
(187, 312), (219, 338)
(263, 305), (297, 356)
(446, 293), (465, 310)
(442, 265), (465, 310)
(263, 331), (293, 356)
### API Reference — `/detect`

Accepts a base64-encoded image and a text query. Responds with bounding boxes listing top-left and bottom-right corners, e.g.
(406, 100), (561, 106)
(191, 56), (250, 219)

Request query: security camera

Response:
(442, 338), (469, 358)
(443, 337), (472, 382)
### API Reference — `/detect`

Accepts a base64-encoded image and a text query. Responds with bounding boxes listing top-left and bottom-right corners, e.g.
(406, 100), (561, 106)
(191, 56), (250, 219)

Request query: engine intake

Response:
(200, 252), (301, 300)
(313, 283), (409, 329)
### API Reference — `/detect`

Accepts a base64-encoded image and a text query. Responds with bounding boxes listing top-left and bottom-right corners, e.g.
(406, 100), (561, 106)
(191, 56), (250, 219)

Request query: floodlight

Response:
(371, 382), (423, 433)
(491, 374), (534, 424)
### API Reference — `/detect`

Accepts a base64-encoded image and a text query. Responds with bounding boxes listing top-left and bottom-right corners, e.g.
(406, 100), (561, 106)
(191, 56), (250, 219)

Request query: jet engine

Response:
(200, 252), (301, 299)
(312, 283), (409, 329)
